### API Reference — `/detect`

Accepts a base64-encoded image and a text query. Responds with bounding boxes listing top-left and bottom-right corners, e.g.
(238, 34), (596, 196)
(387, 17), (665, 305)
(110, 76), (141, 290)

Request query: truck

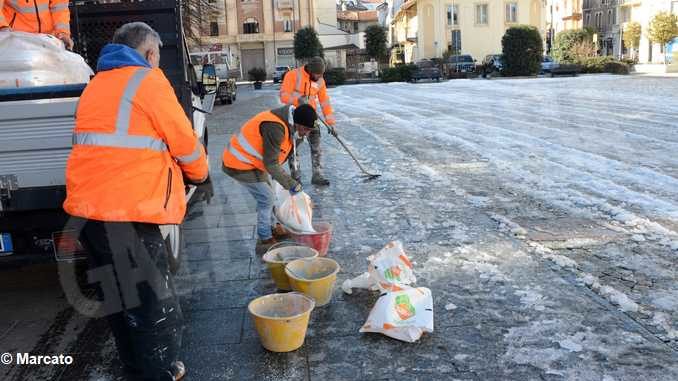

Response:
(190, 51), (238, 104)
(0, 0), (215, 273)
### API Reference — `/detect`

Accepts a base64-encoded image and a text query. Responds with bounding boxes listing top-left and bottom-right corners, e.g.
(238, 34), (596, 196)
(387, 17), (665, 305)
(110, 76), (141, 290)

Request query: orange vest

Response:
(279, 67), (335, 125)
(222, 110), (293, 172)
(64, 66), (208, 225)
(1, 0), (70, 36)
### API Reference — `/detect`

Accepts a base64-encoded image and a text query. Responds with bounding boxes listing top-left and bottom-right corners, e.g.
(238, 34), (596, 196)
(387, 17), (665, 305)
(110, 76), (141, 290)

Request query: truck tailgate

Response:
(0, 98), (77, 189)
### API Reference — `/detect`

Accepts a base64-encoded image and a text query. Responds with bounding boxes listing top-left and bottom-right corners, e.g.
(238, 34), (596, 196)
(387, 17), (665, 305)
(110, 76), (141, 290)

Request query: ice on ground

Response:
(489, 213), (528, 237)
(652, 313), (678, 339)
(558, 337), (584, 352)
(599, 286), (640, 313)
(515, 288), (548, 311)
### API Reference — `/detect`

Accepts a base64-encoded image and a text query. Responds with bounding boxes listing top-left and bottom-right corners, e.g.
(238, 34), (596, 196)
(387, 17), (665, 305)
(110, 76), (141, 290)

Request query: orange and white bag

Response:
(273, 181), (315, 233)
(360, 287), (434, 343)
(367, 241), (416, 292)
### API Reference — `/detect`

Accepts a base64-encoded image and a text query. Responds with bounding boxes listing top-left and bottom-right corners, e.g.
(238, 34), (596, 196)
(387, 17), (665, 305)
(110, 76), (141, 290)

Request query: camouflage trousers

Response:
(289, 129), (322, 180)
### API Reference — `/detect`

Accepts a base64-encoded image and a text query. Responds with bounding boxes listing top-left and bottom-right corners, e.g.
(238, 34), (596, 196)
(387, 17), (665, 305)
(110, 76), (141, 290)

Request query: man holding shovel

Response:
(222, 104), (318, 253)
(279, 56), (336, 186)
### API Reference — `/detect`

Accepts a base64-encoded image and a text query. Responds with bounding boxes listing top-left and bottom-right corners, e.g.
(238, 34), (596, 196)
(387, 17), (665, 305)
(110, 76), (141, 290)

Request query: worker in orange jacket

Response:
(0, 0), (73, 49)
(222, 104), (318, 253)
(279, 56), (335, 186)
(64, 22), (208, 381)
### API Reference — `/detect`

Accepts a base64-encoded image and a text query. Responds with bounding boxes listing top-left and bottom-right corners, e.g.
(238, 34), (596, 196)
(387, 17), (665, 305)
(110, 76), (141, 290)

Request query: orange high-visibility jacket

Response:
(279, 66), (335, 125)
(222, 110), (293, 171)
(1, 0), (70, 36)
(64, 66), (208, 225)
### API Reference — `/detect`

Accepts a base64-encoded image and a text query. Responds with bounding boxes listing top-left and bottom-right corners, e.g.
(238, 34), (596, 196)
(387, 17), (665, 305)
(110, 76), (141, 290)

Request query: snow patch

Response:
(445, 303), (458, 311)
(489, 213), (527, 237)
(652, 312), (678, 339)
(599, 286), (639, 313)
(558, 338), (583, 352)
(515, 288), (547, 311)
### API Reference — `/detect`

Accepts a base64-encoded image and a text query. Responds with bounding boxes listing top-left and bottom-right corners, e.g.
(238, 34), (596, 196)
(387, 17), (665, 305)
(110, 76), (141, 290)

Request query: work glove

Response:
(192, 176), (214, 204)
(56, 33), (74, 50)
(289, 182), (303, 196)
(326, 123), (338, 137)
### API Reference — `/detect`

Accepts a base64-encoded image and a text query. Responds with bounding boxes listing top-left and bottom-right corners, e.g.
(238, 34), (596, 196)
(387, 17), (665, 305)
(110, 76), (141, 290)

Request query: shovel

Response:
(318, 118), (381, 180)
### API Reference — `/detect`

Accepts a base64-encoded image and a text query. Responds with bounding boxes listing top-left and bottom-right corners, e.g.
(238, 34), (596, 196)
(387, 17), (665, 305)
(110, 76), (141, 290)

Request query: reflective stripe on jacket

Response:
(222, 110), (293, 172)
(1, 0), (70, 35)
(64, 66), (208, 224)
(279, 66), (335, 125)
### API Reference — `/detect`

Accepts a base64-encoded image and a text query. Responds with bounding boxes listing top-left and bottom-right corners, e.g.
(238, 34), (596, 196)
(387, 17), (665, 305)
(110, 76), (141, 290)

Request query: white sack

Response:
(341, 272), (379, 294)
(273, 181), (316, 233)
(360, 287), (434, 343)
(368, 241), (416, 292)
(0, 31), (93, 89)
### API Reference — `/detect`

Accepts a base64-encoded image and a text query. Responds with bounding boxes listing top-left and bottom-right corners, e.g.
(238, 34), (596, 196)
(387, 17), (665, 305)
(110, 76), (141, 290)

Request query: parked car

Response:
(541, 56), (555, 74)
(412, 59), (441, 82)
(482, 54), (503, 72)
(358, 61), (379, 78)
(444, 55), (476, 77)
(273, 65), (291, 83)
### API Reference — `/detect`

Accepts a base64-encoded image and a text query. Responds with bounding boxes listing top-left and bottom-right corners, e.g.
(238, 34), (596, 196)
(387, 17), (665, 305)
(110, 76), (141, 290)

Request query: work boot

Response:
(271, 223), (291, 240)
(255, 237), (277, 255)
(311, 173), (330, 186)
(169, 361), (186, 381)
(153, 361), (186, 381)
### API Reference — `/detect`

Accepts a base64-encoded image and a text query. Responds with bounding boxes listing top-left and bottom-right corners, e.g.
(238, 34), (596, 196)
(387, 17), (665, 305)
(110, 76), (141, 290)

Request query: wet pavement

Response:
(1, 77), (678, 380)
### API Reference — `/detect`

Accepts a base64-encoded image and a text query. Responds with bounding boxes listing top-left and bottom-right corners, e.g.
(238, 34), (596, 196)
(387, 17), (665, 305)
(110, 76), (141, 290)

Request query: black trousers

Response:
(81, 220), (183, 381)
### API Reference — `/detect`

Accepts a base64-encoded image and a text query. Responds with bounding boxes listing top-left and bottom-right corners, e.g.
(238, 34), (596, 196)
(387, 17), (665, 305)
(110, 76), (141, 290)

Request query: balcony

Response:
(563, 12), (583, 21)
(619, 0), (641, 6)
(277, 0), (292, 9)
(237, 34), (266, 43)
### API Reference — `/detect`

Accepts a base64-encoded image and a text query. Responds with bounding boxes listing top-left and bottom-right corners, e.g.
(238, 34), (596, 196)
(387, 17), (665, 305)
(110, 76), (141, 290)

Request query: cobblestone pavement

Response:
(1, 77), (677, 381)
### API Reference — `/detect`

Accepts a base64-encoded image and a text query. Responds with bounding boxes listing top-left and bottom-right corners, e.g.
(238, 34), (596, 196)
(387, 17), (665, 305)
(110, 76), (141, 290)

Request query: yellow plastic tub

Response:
(285, 257), (340, 307)
(248, 293), (315, 352)
(263, 245), (319, 290)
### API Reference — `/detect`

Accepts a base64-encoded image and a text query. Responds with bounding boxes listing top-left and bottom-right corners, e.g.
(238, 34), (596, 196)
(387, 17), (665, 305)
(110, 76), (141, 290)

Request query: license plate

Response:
(52, 231), (87, 261)
(0, 233), (13, 256)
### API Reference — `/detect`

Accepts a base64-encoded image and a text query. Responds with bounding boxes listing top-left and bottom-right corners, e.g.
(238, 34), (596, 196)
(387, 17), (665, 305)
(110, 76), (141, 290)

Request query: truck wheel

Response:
(226, 96), (233, 105)
(165, 224), (183, 275)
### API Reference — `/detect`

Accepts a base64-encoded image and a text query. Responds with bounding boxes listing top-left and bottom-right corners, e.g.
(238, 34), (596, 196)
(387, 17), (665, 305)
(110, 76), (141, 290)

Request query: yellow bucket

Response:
(263, 245), (319, 290)
(248, 293), (315, 352)
(285, 257), (340, 307)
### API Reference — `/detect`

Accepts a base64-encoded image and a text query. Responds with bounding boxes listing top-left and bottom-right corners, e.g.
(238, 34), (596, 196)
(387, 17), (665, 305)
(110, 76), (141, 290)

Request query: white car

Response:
(358, 61), (379, 78)
(273, 66), (291, 83)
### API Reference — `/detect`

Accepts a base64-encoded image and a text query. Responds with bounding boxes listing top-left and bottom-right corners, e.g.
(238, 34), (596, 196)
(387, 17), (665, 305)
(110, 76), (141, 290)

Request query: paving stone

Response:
(184, 279), (276, 312)
(180, 339), (308, 381)
(183, 308), (243, 346)
(184, 226), (256, 243)
(185, 258), (251, 282)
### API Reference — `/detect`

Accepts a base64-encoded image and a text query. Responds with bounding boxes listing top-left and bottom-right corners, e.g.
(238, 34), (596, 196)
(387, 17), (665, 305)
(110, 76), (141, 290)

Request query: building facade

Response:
(337, 10), (379, 33)
(619, 0), (678, 64)
(545, 0), (583, 52)
(583, 0), (620, 57)
(192, 0), (339, 79)
(391, 0), (545, 63)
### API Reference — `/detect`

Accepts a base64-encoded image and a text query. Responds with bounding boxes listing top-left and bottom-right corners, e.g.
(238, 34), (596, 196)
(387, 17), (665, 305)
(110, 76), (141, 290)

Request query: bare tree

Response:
(182, 0), (219, 47)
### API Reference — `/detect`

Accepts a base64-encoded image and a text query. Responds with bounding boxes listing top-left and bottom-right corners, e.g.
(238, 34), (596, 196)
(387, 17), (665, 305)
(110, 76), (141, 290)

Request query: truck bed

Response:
(0, 96), (77, 211)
